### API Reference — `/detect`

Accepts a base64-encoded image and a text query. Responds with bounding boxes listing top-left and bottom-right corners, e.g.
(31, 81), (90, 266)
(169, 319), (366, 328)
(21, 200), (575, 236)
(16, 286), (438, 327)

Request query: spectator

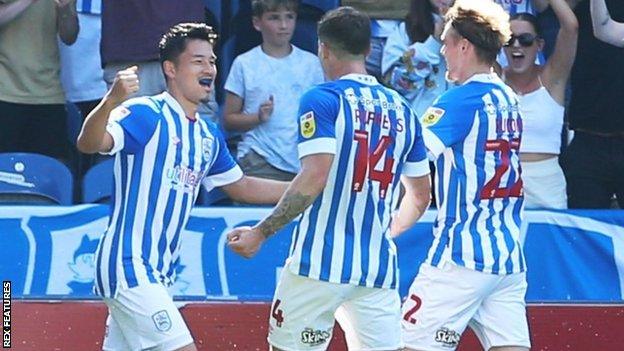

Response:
(562, 0), (624, 208)
(342, 0), (410, 80)
(223, 0), (324, 181)
(590, 0), (624, 47)
(100, 0), (205, 97)
(495, 0), (549, 15)
(59, 0), (105, 120)
(0, 0), (78, 163)
(503, 0), (578, 209)
(381, 0), (453, 117)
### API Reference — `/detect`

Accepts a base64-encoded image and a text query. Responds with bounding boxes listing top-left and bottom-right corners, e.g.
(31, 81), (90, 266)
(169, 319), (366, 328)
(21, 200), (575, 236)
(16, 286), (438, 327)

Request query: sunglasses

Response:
(504, 33), (538, 47)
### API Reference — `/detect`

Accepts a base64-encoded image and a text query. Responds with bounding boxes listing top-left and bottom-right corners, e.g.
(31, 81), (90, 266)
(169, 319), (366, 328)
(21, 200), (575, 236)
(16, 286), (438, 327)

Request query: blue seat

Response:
(82, 159), (114, 203)
(0, 153), (73, 205)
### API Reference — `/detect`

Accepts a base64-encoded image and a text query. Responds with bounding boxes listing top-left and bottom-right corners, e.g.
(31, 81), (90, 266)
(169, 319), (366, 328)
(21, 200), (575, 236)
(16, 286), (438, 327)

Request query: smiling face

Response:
(164, 39), (217, 105)
(253, 6), (297, 49)
(503, 19), (544, 74)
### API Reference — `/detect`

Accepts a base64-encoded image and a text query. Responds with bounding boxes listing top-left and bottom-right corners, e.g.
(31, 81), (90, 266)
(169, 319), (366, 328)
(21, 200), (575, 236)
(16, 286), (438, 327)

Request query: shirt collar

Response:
(339, 73), (379, 86)
(463, 72), (501, 85)
(161, 91), (198, 122)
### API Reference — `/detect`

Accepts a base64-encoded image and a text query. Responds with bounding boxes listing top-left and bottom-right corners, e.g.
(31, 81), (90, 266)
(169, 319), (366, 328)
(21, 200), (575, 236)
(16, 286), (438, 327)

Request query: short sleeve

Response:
(403, 114), (431, 177)
(420, 90), (475, 159)
(297, 87), (339, 158)
(202, 125), (243, 189)
(103, 100), (160, 155)
(224, 56), (244, 98)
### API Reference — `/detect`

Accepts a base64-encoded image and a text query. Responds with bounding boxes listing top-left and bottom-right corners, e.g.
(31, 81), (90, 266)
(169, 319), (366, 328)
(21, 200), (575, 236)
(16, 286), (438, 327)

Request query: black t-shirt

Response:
(568, 0), (624, 132)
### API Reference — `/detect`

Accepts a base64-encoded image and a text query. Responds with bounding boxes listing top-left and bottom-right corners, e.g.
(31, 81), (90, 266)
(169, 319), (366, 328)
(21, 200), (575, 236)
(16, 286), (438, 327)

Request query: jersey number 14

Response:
(352, 130), (395, 199)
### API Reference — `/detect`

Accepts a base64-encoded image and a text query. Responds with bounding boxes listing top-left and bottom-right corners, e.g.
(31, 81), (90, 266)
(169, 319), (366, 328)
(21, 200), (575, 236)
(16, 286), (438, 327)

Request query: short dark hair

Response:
(510, 12), (542, 37)
(159, 23), (218, 65)
(445, 0), (511, 64)
(252, 0), (299, 17)
(318, 6), (371, 57)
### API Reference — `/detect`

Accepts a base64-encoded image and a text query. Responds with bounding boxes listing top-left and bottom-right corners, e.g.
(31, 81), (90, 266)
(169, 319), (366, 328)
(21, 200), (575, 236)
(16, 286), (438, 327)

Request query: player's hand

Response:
(107, 66), (139, 105)
(258, 95), (274, 123)
(226, 226), (265, 258)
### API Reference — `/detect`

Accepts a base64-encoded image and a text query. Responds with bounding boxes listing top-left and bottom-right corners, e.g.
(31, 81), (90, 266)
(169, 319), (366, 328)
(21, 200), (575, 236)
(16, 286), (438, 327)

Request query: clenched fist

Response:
(107, 66), (140, 105)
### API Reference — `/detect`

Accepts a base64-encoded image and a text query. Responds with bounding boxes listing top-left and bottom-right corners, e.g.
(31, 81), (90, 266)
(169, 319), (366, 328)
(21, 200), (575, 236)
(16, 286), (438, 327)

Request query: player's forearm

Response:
(57, 1), (78, 45)
(393, 192), (429, 236)
(223, 112), (262, 132)
(254, 170), (326, 238)
(77, 97), (118, 154)
(223, 176), (289, 204)
(0, 0), (35, 26)
(591, 0), (624, 47)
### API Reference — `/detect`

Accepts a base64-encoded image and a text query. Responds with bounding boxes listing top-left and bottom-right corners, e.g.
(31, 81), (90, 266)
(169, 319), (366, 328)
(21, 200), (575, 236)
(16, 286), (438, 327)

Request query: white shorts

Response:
(522, 157), (567, 209)
(102, 283), (193, 351)
(268, 266), (402, 351)
(401, 263), (530, 351)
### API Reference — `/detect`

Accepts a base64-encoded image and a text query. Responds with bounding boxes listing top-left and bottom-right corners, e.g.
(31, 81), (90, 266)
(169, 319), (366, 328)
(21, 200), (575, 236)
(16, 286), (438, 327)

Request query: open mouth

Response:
(199, 78), (213, 87)
(510, 52), (525, 63)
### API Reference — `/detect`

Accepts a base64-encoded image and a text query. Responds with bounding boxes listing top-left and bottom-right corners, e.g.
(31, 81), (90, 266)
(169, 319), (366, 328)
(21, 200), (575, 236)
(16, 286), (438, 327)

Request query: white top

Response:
(58, 13), (107, 102)
(518, 85), (564, 154)
(225, 45), (325, 173)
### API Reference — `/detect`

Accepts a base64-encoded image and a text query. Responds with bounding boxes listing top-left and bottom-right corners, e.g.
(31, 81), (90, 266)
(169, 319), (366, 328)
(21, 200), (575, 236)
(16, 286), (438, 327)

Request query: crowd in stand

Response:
(0, 0), (622, 209)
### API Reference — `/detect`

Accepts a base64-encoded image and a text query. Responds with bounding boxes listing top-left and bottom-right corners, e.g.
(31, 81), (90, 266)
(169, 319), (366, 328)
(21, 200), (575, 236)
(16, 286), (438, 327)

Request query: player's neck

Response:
(457, 63), (492, 84)
(328, 61), (368, 81)
(167, 89), (198, 120)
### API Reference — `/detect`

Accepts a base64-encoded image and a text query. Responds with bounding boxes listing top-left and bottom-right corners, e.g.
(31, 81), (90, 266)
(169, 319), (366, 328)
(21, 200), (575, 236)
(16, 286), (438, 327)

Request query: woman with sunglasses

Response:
(502, 0), (578, 209)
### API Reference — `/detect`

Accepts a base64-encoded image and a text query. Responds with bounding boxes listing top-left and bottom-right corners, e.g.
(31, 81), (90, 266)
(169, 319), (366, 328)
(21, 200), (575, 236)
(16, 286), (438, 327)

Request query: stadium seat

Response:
(82, 158), (114, 203)
(0, 153), (73, 205)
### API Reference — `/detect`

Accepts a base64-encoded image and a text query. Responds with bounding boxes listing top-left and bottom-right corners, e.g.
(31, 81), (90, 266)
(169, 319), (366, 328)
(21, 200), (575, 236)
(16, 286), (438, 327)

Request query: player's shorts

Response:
(268, 264), (402, 351)
(102, 283), (193, 351)
(401, 262), (530, 351)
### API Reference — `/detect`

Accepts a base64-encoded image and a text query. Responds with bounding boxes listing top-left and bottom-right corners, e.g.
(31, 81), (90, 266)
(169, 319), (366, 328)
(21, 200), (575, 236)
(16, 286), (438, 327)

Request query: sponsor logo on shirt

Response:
(421, 107), (445, 126)
(300, 111), (316, 139)
(166, 166), (201, 192)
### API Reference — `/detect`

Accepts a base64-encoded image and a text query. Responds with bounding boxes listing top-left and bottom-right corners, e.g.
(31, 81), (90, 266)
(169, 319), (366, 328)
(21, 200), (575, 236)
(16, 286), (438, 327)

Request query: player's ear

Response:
(163, 60), (176, 81)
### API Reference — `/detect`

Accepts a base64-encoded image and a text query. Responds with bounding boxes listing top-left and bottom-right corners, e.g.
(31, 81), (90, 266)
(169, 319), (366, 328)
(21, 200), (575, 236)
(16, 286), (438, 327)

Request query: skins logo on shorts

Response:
(300, 327), (331, 346)
(421, 107), (445, 126)
(152, 310), (172, 332)
(300, 111), (315, 139)
(434, 327), (460, 348)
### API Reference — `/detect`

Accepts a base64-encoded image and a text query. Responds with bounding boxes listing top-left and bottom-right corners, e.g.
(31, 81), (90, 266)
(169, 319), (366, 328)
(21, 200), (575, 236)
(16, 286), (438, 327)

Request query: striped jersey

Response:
(420, 73), (525, 275)
(95, 92), (243, 298)
(289, 74), (430, 289)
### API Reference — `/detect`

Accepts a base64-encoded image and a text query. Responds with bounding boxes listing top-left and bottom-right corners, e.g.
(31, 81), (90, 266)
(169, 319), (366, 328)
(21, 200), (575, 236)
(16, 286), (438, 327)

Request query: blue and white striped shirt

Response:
(495, 0), (535, 15)
(95, 92), (242, 298)
(289, 74), (430, 289)
(421, 73), (525, 275)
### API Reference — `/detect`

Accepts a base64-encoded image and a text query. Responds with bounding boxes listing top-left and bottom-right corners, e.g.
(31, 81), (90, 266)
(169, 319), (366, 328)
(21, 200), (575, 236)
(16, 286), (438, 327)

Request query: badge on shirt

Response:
(300, 111), (316, 139)
(110, 106), (131, 121)
(421, 107), (445, 126)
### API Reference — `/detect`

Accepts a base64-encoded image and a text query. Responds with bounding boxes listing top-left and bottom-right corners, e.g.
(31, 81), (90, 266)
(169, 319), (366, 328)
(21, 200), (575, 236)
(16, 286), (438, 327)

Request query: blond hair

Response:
(445, 0), (511, 63)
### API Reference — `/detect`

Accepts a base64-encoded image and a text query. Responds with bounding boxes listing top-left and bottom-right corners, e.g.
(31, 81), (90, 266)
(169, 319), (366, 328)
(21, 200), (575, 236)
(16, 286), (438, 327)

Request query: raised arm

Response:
(226, 153), (333, 258)
(543, 0), (578, 104)
(223, 91), (273, 132)
(0, 0), (35, 26)
(55, 0), (78, 45)
(77, 66), (139, 154)
(591, 0), (624, 47)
